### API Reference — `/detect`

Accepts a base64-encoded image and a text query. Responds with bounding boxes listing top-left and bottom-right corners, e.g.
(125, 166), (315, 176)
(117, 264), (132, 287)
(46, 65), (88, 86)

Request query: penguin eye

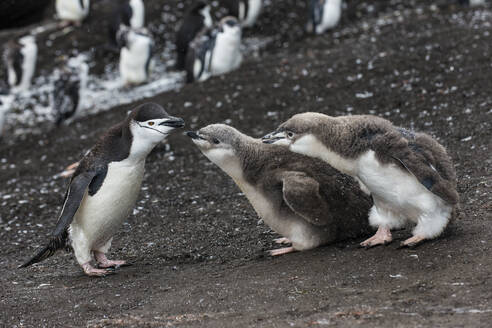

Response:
(212, 138), (220, 144)
(287, 132), (294, 139)
(148, 121), (155, 126)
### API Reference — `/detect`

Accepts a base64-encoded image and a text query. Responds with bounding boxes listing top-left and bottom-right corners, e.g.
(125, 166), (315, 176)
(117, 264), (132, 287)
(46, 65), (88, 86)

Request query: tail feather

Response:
(19, 232), (68, 268)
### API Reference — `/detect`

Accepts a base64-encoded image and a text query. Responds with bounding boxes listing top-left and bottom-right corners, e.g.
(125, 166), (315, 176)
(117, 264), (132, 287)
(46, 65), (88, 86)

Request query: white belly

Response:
(357, 150), (445, 219)
(120, 42), (151, 84)
(210, 36), (242, 76)
(56, 0), (89, 21)
(236, 179), (323, 250)
(70, 160), (145, 248)
(317, 2), (341, 34)
(17, 43), (37, 91)
(243, 0), (262, 27)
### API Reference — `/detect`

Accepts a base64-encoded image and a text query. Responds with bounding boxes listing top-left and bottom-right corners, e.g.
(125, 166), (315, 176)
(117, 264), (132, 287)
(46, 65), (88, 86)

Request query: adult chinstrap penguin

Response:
(118, 26), (154, 85)
(52, 56), (89, 125)
(3, 35), (37, 93)
(56, 0), (90, 25)
(175, 1), (213, 70)
(307, 0), (342, 35)
(264, 112), (459, 248)
(187, 124), (371, 255)
(185, 16), (242, 83)
(108, 0), (145, 49)
(19, 103), (185, 276)
(220, 0), (262, 28)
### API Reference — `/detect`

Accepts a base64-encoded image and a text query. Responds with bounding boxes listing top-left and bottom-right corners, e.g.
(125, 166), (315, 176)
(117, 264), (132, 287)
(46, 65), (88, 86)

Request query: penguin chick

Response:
(118, 26), (154, 85)
(20, 103), (184, 276)
(175, 1), (213, 70)
(263, 113), (459, 248)
(3, 35), (37, 93)
(187, 124), (371, 255)
(307, 0), (342, 35)
(108, 0), (145, 49)
(55, 0), (90, 26)
(185, 16), (242, 83)
(220, 0), (263, 28)
(52, 56), (89, 125)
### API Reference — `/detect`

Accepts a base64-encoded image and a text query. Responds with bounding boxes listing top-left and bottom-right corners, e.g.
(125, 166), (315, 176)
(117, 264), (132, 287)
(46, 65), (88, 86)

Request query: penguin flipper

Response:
(281, 171), (333, 226)
(390, 133), (459, 205)
(19, 171), (97, 268)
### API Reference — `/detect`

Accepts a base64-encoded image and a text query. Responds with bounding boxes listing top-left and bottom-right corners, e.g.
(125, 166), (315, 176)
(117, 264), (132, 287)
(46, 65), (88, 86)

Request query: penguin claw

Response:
(399, 235), (426, 249)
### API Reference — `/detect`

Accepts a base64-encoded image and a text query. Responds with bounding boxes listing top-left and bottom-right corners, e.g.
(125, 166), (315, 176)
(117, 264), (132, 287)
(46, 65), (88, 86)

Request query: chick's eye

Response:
(287, 132), (294, 138)
(212, 138), (220, 144)
(148, 121), (154, 126)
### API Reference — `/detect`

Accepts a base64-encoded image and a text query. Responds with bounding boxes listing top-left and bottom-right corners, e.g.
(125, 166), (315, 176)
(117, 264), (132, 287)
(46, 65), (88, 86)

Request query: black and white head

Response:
(128, 103), (185, 147)
(217, 16), (242, 38)
(262, 112), (331, 157)
(187, 124), (244, 173)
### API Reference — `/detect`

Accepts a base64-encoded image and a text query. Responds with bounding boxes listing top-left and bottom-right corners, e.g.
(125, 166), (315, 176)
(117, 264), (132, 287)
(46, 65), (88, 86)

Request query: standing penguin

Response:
(0, 95), (14, 139)
(175, 1), (213, 70)
(307, 0), (342, 35)
(19, 103), (184, 276)
(3, 35), (37, 93)
(263, 113), (459, 248)
(187, 124), (371, 255)
(118, 26), (154, 85)
(108, 0), (145, 49)
(55, 0), (90, 25)
(220, 0), (262, 28)
(52, 56), (89, 125)
(185, 16), (242, 83)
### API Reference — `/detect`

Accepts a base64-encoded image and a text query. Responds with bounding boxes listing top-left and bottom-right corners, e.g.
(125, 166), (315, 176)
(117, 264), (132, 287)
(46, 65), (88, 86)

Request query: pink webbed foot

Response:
(94, 251), (127, 268)
(82, 262), (115, 277)
(273, 237), (292, 245)
(268, 246), (296, 256)
(399, 235), (427, 248)
(360, 226), (393, 249)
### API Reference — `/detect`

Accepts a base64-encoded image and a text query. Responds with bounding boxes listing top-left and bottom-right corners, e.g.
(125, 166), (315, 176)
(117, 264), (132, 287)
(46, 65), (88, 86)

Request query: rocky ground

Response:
(0, 0), (491, 327)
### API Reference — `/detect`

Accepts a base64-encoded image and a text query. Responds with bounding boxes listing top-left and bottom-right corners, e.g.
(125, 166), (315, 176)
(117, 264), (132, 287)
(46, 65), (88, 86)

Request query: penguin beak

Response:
(186, 131), (206, 140)
(262, 131), (285, 144)
(160, 117), (185, 128)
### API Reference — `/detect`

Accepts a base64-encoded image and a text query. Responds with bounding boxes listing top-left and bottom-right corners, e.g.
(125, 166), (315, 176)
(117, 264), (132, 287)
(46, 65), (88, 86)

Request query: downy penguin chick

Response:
(3, 35), (37, 93)
(185, 16), (242, 83)
(188, 124), (371, 255)
(220, 0), (263, 28)
(20, 103), (184, 276)
(56, 0), (90, 26)
(108, 0), (145, 49)
(118, 26), (154, 85)
(307, 0), (342, 35)
(175, 1), (213, 70)
(263, 113), (459, 248)
(52, 56), (89, 125)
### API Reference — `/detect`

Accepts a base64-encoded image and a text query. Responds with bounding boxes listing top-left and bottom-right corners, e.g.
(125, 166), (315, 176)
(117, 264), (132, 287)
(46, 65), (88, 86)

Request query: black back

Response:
(108, 0), (133, 47)
(175, 1), (209, 70)
(53, 70), (81, 126)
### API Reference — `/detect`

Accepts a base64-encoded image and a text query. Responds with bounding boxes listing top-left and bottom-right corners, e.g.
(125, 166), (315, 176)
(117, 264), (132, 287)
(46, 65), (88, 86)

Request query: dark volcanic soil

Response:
(1, 1), (491, 327)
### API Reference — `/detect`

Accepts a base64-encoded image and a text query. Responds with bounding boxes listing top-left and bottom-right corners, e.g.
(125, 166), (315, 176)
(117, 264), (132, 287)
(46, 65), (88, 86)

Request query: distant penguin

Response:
(264, 113), (459, 248)
(52, 56), (89, 125)
(187, 124), (371, 255)
(175, 1), (213, 70)
(185, 16), (242, 83)
(220, 0), (262, 28)
(55, 0), (90, 25)
(0, 95), (14, 139)
(118, 26), (154, 85)
(19, 103), (185, 276)
(108, 0), (145, 49)
(459, 0), (486, 6)
(307, 0), (342, 34)
(3, 35), (37, 93)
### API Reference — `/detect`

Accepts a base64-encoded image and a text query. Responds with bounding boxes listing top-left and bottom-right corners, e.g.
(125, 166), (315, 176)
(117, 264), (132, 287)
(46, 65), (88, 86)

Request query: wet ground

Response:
(1, 0), (491, 327)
